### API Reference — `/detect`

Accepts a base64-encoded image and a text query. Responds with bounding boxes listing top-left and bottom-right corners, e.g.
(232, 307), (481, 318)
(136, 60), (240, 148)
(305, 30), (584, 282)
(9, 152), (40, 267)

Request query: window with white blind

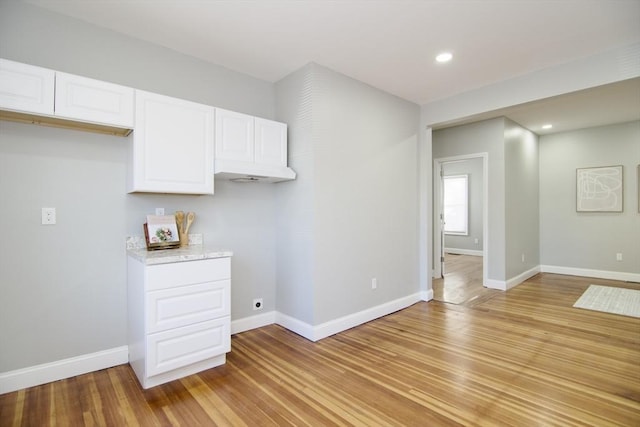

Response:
(443, 174), (468, 235)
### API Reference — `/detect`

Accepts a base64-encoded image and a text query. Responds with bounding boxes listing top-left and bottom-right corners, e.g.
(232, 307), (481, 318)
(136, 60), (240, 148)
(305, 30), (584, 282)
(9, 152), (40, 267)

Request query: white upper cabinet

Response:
(128, 90), (215, 195)
(0, 58), (54, 115)
(0, 58), (133, 135)
(54, 72), (134, 128)
(255, 117), (287, 167)
(215, 108), (254, 162)
(215, 108), (295, 182)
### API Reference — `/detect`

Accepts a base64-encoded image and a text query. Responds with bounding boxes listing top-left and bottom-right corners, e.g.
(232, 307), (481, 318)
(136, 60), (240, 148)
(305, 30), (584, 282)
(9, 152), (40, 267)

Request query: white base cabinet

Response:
(127, 256), (231, 389)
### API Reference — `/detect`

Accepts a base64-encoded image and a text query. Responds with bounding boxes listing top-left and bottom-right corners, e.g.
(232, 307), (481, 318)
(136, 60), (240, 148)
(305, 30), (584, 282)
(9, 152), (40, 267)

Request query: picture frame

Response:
(576, 165), (623, 212)
(144, 215), (181, 250)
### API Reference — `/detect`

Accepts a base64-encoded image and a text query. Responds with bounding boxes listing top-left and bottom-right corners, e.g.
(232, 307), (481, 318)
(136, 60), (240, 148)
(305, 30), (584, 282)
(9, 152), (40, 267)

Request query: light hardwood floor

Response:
(1, 273), (639, 426)
(432, 253), (497, 306)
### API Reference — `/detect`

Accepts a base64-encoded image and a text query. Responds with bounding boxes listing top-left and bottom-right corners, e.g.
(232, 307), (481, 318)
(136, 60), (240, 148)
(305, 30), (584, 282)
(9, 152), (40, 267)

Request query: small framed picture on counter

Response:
(144, 215), (180, 250)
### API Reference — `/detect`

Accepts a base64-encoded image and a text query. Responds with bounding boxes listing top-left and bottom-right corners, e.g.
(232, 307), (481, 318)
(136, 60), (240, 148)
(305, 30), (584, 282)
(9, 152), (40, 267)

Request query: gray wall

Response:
(433, 117), (540, 283)
(276, 63), (420, 325)
(274, 64), (316, 324)
(539, 121), (640, 274)
(433, 118), (506, 281)
(442, 158), (484, 252)
(504, 119), (540, 278)
(0, 1), (277, 371)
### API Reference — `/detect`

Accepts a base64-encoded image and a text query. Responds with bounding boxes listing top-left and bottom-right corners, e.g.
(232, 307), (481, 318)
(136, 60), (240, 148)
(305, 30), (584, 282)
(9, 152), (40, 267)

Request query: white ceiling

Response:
(23, 0), (640, 133)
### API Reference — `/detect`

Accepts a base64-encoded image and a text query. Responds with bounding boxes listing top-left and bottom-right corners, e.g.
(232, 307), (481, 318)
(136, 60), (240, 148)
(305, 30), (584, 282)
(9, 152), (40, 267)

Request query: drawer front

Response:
(146, 280), (230, 333)
(147, 257), (230, 291)
(146, 317), (230, 377)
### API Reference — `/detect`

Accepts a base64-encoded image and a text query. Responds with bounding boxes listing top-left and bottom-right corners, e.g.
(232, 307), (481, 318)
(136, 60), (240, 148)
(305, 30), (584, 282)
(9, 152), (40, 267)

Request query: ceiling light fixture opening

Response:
(436, 52), (453, 63)
(542, 124), (553, 130)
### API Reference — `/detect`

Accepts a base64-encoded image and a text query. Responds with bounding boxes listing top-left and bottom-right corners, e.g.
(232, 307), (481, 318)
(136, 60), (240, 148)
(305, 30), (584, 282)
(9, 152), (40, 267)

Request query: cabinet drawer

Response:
(146, 258), (230, 291)
(146, 317), (230, 377)
(146, 280), (230, 333)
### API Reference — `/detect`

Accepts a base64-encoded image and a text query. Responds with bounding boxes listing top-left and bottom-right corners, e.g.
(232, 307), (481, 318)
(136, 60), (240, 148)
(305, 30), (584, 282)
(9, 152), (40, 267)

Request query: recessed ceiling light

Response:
(436, 52), (453, 63)
(542, 124), (553, 129)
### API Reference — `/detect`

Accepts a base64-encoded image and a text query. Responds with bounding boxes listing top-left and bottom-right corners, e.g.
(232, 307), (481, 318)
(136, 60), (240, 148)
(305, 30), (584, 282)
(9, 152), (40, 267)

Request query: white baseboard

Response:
(0, 346), (128, 395)
(277, 293), (423, 342)
(275, 312), (317, 340)
(540, 265), (640, 283)
(444, 248), (483, 257)
(231, 311), (277, 335)
(485, 278), (507, 290)
(420, 289), (434, 301)
(506, 266), (541, 290)
(485, 266), (540, 291)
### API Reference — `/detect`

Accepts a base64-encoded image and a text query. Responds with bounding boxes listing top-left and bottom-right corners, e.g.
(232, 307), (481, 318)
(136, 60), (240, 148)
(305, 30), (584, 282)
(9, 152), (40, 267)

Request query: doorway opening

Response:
(433, 153), (492, 305)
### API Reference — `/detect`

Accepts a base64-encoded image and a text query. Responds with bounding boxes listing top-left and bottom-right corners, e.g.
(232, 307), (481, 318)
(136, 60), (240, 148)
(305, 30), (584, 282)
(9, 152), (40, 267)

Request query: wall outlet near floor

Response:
(474, 238), (479, 244)
(371, 277), (377, 290)
(616, 253), (623, 261)
(521, 253), (525, 263)
(253, 298), (263, 310)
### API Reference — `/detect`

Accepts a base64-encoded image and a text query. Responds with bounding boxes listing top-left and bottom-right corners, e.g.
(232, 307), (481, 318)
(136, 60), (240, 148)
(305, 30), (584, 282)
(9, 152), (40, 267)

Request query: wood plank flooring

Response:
(432, 254), (497, 306)
(1, 273), (639, 426)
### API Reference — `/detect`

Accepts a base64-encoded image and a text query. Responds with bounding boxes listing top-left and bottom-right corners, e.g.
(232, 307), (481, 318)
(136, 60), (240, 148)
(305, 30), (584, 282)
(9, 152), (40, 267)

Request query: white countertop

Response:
(127, 244), (233, 266)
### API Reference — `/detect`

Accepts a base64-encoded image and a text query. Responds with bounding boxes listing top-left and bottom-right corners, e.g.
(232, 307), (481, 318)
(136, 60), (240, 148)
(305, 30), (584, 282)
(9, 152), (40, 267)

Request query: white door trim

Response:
(433, 152), (489, 287)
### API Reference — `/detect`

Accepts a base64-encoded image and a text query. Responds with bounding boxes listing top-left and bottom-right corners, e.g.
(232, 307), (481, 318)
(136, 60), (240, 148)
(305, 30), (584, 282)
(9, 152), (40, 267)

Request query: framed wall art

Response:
(576, 165), (623, 212)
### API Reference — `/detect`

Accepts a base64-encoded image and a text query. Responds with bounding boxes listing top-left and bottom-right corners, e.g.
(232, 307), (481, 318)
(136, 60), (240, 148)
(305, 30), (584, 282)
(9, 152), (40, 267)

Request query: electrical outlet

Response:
(155, 207), (165, 215)
(41, 207), (56, 225)
(189, 234), (203, 245)
(253, 298), (263, 311)
(371, 277), (377, 290)
(616, 253), (623, 261)
(521, 253), (525, 263)
(474, 238), (479, 244)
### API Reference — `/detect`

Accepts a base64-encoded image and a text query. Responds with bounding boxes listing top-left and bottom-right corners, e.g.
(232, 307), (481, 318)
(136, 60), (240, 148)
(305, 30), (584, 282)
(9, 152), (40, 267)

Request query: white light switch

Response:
(42, 207), (56, 225)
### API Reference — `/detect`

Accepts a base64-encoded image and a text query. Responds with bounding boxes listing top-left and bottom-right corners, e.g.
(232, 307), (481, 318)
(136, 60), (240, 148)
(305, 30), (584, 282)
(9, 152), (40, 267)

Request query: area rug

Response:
(573, 285), (640, 318)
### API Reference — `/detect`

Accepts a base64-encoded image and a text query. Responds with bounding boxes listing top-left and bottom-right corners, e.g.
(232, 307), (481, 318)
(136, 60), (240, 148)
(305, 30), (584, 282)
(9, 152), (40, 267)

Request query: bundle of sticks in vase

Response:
(175, 211), (195, 247)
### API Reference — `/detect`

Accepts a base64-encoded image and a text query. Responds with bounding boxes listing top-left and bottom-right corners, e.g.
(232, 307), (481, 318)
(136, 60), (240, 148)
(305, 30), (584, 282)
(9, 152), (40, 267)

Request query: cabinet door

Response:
(0, 58), (54, 115)
(146, 317), (230, 377)
(146, 280), (230, 333)
(215, 108), (254, 163)
(130, 90), (214, 194)
(55, 72), (134, 128)
(254, 117), (287, 167)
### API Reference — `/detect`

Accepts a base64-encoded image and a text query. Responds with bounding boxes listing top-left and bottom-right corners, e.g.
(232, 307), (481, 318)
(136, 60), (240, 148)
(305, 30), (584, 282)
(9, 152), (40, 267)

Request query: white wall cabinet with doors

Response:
(0, 58), (134, 135)
(54, 72), (134, 128)
(128, 90), (215, 194)
(0, 58), (54, 115)
(215, 107), (295, 182)
(127, 255), (232, 389)
(1, 58), (295, 190)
